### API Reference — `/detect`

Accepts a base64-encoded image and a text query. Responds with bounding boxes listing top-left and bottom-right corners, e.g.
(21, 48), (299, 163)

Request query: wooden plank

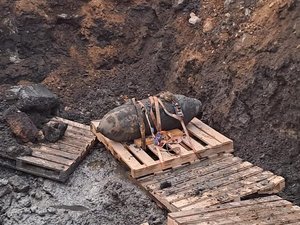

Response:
(42, 143), (81, 154)
(165, 157), (244, 188)
(138, 154), (234, 185)
(147, 157), (244, 192)
(174, 200), (293, 224)
(147, 144), (177, 161)
(93, 128), (143, 170)
(58, 136), (90, 148)
(17, 156), (68, 171)
(52, 117), (90, 131)
(168, 195), (283, 218)
(179, 171), (276, 210)
(34, 145), (79, 160)
(176, 205), (300, 225)
(187, 123), (221, 146)
(191, 118), (232, 144)
(127, 144), (157, 166)
(166, 163), (261, 203)
(63, 130), (93, 142)
(181, 136), (206, 151)
(64, 124), (95, 138)
(134, 137), (155, 148)
(31, 150), (75, 166)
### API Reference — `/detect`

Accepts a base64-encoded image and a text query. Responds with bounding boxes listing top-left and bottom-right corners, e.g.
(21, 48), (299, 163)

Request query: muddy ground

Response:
(0, 0), (299, 224)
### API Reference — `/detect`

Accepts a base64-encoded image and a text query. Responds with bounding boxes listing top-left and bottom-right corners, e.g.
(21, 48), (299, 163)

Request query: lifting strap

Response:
(148, 96), (158, 131)
(132, 98), (146, 150)
(156, 98), (198, 156)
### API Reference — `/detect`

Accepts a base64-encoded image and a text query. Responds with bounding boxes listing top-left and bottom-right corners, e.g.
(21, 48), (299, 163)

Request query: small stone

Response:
(47, 207), (57, 214)
(203, 17), (215, 33)
(224, 0), (234, 9)
(0, 181), (11, 198)
(30, 205), (38, 213)
(8, 175), (30, 193)
(245, 8), (251, 16)
(0, 179), (8, 186)
(36, 208), (47, 217)
(34, 190), (43, 200)
(18, 196), (32, 208)
(189, 13), (201, 25)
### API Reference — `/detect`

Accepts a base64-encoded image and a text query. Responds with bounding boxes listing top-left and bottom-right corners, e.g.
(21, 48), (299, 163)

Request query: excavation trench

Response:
(0, 0), (299, 224)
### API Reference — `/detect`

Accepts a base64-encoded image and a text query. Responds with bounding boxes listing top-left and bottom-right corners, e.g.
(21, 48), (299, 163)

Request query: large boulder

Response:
(6, 84), (59, 113)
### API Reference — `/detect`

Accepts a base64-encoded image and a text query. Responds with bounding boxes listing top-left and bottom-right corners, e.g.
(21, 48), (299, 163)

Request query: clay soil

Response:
(0, 0), (299, 224)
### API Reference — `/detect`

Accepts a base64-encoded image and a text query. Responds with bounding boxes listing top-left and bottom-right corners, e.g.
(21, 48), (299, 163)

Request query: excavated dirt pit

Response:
(0, 0), (299, 224)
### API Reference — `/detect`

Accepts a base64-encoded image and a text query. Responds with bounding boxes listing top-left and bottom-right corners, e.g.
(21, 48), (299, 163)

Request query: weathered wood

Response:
(17, 156), (68, 171)
(91, 118), (234, 178)
(36, 145), (79, 159)
(0, 117), (96, 182)
(127, 144), (157, 166)
(31, 150), (75, 166)
(168, 196), (300, 225)
(137, 153), (285, 213)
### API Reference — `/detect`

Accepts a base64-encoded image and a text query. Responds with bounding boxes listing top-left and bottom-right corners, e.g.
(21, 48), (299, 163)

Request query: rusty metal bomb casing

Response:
(97, 94), (202, 142)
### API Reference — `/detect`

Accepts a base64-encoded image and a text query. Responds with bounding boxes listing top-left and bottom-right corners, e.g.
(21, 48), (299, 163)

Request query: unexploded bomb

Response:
(97, 93), (202, 142)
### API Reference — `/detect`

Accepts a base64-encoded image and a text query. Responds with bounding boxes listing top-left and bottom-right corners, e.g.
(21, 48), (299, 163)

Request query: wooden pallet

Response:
(0, 117), (96, 182)
(90, 118), (233, 178)
(137, 153), (285, 212)
(168, 195), (300, 225)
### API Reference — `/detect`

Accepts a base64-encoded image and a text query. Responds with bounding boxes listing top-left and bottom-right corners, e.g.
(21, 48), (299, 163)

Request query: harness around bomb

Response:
(133, 95), (198, 163)
(97, 92), (202, 163)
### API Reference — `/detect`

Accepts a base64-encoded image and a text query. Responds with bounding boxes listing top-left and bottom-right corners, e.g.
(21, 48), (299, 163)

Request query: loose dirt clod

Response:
(4, 106), (39, 143)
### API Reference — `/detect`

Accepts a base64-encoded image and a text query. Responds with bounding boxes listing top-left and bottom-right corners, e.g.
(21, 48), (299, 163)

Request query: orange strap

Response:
(132, 98), (146, 150)
(157, 98), (198, 156)
(148, 96), (158, 131)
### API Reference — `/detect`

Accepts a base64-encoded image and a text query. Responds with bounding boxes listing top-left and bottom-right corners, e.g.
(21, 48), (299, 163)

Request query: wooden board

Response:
(168, 195), (300, 225)
(137, 153), (285, 212)
(0, 117), (96, 182)
(90, 118), (234, 178)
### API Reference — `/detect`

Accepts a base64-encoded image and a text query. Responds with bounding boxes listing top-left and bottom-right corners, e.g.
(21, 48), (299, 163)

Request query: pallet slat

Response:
(31, 150), (75, 166)
(137, 154), (285, 212)
(0, 117), (96, 182)
(91, 118), (233, 178)
(17, 156), (68, 171)
(168, 196), (300, 225)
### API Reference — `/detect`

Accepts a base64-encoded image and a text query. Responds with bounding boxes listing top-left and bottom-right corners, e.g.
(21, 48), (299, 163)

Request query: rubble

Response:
(8, 175), (30, 193)
(188, 12), (201, 25)
(4, 106), (39, 143)
(42, 121), (68, 143)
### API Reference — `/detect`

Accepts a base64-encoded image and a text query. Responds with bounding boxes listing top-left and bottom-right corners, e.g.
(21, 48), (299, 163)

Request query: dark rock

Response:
(0, 179), (11, 197)
(4, 106), (39, 143)
(42, 121), (68, 143)
(159, 181), (172, 189)
(8, 175), (30, 193)
(6, 84), (59, 113)
(18, 196), (32, 208)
